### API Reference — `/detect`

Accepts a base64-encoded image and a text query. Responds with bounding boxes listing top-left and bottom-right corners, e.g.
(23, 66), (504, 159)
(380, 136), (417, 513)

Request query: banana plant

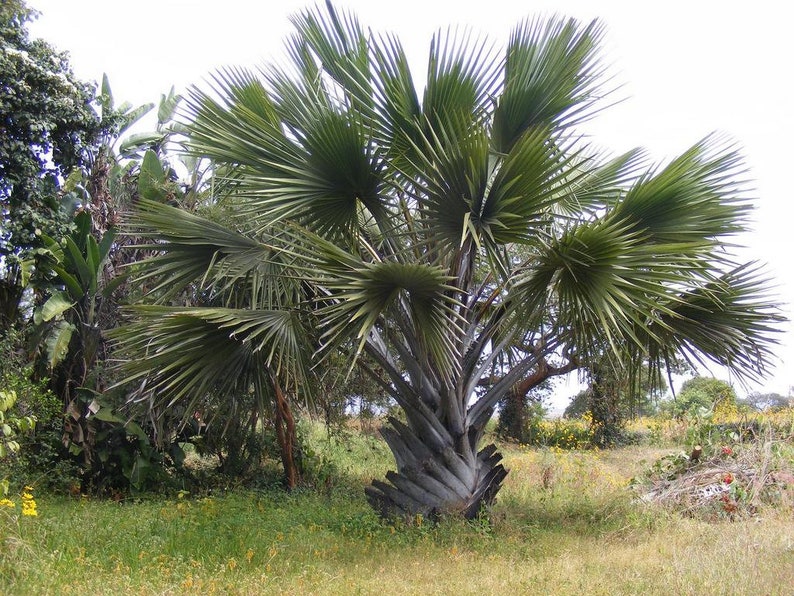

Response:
(28, 210), (126, 462)
(32, 211), (119, 373)
(116, 86), (213, 209)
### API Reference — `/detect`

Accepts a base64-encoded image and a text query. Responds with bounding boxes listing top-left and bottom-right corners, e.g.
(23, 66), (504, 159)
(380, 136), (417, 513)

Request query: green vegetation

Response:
(3, 417), (793, 595)
(666, 376), (738, 418)
(0, 0), (100, 283)
(1, 3), (792, 594)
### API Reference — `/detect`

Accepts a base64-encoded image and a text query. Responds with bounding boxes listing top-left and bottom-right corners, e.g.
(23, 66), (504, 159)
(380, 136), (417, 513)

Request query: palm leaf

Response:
(187, 65), (386, 240)
(111, 305), (313, 407)
(290, 1), (373, 115)
(480, 127), (584, 245)
(369, 31), (423, 173)
(610, 134), (752, 251)
(512, 217), (698, 359)
(301, 230), (463, 378)
(552, 148), (649, 217)
(637, 264), (783, 381)
(126, 200), (272, 299)
(423, 26), (499, 138)
(492, 16), (608, 153)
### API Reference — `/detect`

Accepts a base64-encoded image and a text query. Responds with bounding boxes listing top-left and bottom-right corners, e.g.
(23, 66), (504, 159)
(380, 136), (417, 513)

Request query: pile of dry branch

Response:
(634, 431), (794, 520)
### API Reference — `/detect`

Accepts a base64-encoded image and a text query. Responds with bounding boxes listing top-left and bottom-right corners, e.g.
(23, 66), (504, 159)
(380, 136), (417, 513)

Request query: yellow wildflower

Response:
(21, 501), (38, 516)
(21, 486), (37, 516)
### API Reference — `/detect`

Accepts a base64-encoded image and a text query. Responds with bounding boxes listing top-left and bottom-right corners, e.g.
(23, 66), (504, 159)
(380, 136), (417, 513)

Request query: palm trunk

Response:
(365, 413), (507, 519)
(363, 336), (578, 519)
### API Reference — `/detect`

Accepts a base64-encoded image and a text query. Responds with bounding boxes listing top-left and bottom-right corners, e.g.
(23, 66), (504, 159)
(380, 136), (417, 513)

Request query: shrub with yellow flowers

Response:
(0, 485), (38, 517)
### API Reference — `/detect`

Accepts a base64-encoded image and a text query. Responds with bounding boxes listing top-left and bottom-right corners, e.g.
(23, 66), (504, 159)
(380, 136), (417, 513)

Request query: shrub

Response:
(665, 376), (738, 419)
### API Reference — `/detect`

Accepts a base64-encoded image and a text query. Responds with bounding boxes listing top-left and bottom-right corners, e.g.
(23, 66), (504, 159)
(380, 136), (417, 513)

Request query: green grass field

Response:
(2, 428), (793, 595)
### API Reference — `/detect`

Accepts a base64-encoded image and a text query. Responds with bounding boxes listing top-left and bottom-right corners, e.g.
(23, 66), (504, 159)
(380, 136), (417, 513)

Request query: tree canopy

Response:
(0, 0), (100, 254)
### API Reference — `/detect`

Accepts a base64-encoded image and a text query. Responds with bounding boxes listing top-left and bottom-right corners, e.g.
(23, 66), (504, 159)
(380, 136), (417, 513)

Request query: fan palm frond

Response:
(492, 16), (609, 153)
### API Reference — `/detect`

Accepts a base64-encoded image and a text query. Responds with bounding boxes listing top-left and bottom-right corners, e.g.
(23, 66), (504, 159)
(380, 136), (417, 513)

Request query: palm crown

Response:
(115, 2), (781, 517)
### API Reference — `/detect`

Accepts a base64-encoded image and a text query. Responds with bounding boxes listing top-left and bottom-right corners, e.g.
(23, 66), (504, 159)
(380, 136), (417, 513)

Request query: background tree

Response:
(666, 376), (738, 418)
(0, 0), (100, 330)
(496, 379), (553, 444)
(739, 391), (792, 412)
(114, 3), (782, 519)
(581, 359), (671, 446)
(563, 388), (590, 419)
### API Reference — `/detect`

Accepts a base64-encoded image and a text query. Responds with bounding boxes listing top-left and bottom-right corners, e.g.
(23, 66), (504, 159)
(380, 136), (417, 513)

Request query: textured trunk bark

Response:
(365, 415), (507, 519)
(500, 384), (527, 443)
(272, 377), (300, 490)
(589, 369), (623, 447)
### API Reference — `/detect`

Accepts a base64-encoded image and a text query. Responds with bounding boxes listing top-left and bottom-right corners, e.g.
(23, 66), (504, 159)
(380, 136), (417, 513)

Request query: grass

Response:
(2, 425), (793, 595)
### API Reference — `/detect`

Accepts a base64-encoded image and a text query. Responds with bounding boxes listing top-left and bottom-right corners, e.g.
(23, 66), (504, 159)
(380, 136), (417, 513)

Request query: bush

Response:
(665, 376), (738, 419)
(505, 413), (595, 450)
(0, 329), (81, 493)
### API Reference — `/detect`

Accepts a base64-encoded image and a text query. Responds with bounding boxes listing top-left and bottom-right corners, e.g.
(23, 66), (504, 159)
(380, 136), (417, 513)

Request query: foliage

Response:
(0, 6), (161, 494)
(514, 413), (596, 450)
(0, 327), (69, 493)
(1, 434), (792, 594)
(563, 359), (677, 448)
(564, 389), (590, 419)
(16, 79), (205, 494)
(0, 0), (100, 309)
(22, 210), (126, 473)
(496, 380), (552, 443)
(187, 392), (280, 481)
(665, 376), (738, 419)
(68, 389), (180, 495)
(314, 349), (394, 431)
(0, 389), (35, 459)
(114, 2), (782, 518)
(29, 211), (118, 373)
(739, 390), (793, 412)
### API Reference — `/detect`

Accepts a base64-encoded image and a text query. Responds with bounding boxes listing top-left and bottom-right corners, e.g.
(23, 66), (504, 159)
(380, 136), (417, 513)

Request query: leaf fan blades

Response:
(185, 66), (384, 241)
(492, 15), (609, 153)
(611, 134), (753, 252)
(111, 305), (314, 409)
(637, 263), (783, 382)
(126, 200), (276, 300)
(306, 231), (464, 379)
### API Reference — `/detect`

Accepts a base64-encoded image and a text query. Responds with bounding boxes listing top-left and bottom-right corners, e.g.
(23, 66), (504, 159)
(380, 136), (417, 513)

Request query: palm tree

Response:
(115, 2), (781, 518)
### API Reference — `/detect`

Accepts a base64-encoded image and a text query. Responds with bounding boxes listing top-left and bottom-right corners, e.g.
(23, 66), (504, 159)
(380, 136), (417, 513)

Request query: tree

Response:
(1, 0), (100, 330)
(739, 391), (792, 412)
(668, 376), (738, 418)
(564, 389), (590, 419)
(497, 379), (553, 444)
(563, 358), (674, 445)
(114, 3), (782, 518)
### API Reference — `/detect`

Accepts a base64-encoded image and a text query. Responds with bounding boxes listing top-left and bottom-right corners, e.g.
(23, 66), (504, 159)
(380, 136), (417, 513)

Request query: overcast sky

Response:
(27, 0), (793, 399)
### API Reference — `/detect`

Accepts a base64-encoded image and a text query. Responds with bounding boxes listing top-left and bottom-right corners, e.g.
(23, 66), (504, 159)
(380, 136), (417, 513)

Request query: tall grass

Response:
(2, 419), (793, 595)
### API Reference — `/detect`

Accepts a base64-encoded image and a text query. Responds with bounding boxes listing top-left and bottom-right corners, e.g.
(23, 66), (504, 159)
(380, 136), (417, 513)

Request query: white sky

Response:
(27, 0), (793, 401)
